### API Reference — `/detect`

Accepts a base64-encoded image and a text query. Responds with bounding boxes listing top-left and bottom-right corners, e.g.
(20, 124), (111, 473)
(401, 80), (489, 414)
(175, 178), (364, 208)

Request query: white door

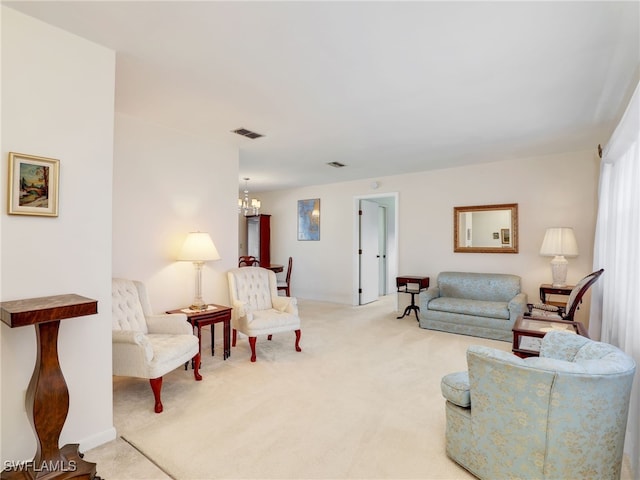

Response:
(359, 199), (379, 304)
(378, 206), (387, 295)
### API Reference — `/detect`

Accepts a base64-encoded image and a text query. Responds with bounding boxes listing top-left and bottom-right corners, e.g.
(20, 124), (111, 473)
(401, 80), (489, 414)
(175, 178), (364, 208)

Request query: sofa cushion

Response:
(428, 297), (510, 320)
(247, 309), (301, 336)
(441, 371), (470, 408)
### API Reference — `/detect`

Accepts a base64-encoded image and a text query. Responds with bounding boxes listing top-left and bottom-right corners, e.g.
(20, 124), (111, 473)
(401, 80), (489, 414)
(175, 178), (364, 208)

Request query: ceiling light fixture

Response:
(238, 177), (261, 216)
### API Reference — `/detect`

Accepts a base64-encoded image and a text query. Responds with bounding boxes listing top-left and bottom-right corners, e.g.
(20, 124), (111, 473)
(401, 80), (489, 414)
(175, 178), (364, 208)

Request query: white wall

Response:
(1, 6), (116, 461)
(113, 113), (239, 312)
(258, 150), (599, 325)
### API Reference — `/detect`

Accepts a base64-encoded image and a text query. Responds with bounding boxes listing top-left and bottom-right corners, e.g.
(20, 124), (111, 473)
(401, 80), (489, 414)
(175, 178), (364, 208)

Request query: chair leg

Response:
(286, 287), (290, 296)
(295, 329), (302, 352)
(232, 328), (237, 347)
(249, 336), (257, 362)
(193, 352), (202, 381)
(149, 377), (163, 413)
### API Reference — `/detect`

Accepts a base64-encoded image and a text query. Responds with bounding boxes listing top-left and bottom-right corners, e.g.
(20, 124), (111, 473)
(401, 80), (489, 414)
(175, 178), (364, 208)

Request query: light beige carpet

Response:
(105, 295), (509, 480)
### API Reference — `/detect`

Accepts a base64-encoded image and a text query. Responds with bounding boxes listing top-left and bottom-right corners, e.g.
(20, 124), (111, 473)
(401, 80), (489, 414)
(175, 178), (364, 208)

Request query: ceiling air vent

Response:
(232, 128), (264, 139)
(327, 161), (346, 168)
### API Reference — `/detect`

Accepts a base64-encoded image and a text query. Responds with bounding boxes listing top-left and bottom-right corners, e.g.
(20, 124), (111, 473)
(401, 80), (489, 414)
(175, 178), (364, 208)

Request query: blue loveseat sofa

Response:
(418, 271), (527, 341)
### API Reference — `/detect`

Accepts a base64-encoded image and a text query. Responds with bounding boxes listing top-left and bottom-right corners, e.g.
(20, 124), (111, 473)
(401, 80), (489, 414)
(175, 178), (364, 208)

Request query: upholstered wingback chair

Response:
(227, 267), (301, 362)
(112, 278), (202, 413)
(441, 331), (635, 480)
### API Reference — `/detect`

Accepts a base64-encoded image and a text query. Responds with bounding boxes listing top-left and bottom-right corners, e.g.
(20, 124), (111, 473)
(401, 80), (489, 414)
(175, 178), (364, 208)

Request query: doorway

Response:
(353, 193), (398, 305)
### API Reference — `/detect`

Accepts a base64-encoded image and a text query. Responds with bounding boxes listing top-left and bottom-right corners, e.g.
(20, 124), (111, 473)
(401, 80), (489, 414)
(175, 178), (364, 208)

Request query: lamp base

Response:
(190, 262), (206, 311)
(550, 255), (569, 287)
(189, 298), (207, 311)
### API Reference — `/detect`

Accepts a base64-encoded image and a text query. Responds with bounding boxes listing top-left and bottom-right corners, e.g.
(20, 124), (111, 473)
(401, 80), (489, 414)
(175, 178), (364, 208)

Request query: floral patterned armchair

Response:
(441, 331), (635, 479)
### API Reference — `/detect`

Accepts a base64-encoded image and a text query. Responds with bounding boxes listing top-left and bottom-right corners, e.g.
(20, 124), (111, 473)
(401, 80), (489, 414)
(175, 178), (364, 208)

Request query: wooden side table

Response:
(539, 284), (574, 307)
(512, 315), (588, 358)
(1, 294), (99, 479)
(167, 304), (232, 360)
(396, 276), (430, 321)
(263, 264), (283, 273)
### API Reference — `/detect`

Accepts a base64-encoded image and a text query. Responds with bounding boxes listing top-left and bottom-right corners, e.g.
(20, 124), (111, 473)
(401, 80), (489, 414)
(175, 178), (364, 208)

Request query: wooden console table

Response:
(1, 294), (99, 479)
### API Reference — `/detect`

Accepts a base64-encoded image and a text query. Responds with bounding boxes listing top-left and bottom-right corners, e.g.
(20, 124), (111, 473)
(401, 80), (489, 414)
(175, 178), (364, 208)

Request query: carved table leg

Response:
(2, 321), (97, 479)
(223, 319), (230, 360)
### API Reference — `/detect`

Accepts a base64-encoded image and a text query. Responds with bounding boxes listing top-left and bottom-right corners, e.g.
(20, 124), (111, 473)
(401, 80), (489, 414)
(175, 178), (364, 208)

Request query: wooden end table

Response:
(539, 283), (575, 308)
(167, 304), (232, 361)
(512, 315), (588, 358)
(396, 276), (430, 321)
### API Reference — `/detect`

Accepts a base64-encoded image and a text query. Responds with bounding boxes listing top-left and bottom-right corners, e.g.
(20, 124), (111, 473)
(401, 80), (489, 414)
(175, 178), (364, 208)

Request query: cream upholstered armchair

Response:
(227, 267), (301, 362)
(441, 331), (635, 479)
(112, 278), (202, 413)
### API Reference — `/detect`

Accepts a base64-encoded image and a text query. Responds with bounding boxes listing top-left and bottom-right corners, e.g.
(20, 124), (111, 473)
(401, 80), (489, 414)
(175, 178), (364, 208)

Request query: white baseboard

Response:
(79, 426), (117, 452)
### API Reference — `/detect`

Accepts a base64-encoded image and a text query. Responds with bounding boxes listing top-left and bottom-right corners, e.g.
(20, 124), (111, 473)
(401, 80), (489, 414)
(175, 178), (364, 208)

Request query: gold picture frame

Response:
(8, 152), (59, 217)
(453, 203), (518, 253)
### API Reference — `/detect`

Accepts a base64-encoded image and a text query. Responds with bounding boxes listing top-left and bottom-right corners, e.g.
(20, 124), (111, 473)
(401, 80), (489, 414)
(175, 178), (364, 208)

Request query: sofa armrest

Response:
(508, 292), (528, 319)
(468, 345), (526, 366)
(539, 330), (592, 361)
(272, 295), (298, 314)
(146, 313), (193, 335)
(113, 329), (147, 345)
(112, 329), (153, 363)
(466, 344), (556, 420)
(231, 300), (251, 319)
(419, 286), (440, 309)
(464, 345), (564, 474)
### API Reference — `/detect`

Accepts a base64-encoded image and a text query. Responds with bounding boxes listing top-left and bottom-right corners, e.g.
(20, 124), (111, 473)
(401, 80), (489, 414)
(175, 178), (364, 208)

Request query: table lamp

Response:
(539, 227), (578, 287)
(178, 231), (220, 310)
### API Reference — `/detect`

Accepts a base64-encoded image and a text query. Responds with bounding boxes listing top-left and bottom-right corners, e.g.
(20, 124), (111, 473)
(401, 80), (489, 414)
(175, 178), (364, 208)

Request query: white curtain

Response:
(589, 81), (639, 477)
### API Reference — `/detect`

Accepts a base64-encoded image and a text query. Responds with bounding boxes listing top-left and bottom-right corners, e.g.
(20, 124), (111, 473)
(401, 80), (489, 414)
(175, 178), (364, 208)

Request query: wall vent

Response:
(232, 128), (264, 139)
(327, 161), (346, 168)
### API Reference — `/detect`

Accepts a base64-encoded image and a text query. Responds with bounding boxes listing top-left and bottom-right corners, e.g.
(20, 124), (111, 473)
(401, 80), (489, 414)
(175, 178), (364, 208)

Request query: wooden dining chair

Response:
(526, 269), (604, 321)
(277, 257), (293, 296)
(238, 256), (259, 267)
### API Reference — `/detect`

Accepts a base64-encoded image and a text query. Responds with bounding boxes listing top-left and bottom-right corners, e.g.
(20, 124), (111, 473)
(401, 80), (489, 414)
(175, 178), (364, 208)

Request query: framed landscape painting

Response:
(8, 152), (59, 217)
(297, 198), (320, 241)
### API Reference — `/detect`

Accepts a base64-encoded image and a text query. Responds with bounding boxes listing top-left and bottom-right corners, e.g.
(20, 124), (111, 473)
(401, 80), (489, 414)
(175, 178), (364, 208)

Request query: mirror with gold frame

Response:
(453, 203), (518, 253)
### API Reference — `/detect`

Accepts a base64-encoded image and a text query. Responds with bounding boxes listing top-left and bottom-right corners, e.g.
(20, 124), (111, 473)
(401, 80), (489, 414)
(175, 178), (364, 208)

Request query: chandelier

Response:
(238, 177), (261, 216)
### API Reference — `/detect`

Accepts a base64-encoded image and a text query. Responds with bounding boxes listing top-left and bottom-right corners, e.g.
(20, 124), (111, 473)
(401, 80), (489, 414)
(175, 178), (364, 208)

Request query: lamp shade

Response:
(539, 227), (578, 257)
(177, 232), (220, 262)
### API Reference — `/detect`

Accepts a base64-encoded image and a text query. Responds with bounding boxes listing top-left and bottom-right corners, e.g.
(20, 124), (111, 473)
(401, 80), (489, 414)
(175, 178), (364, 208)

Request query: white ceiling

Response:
(5, 1), (639, 192)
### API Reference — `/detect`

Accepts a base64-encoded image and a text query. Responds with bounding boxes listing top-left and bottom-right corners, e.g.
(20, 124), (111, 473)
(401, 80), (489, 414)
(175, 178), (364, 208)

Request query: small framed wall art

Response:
(297, 198), (320, 241)
(501, 228), (511, 245)
(8, 152), (59, 217)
